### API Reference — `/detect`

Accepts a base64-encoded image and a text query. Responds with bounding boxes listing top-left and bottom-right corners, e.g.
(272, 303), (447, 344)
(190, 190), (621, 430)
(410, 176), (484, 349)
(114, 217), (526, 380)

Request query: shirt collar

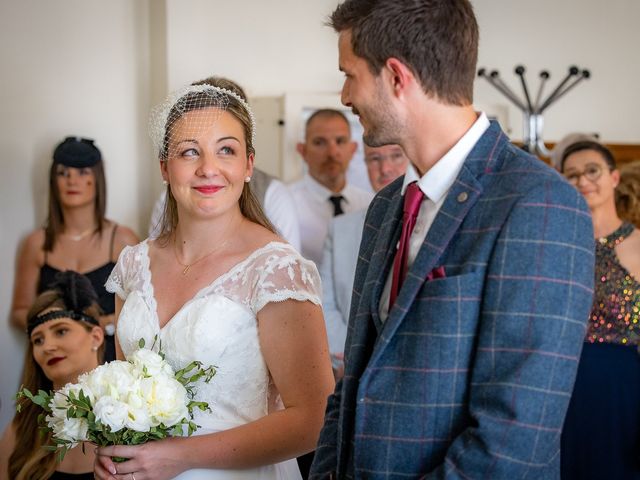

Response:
(402, 112), (490, 202)
(303, 173), (352, 203)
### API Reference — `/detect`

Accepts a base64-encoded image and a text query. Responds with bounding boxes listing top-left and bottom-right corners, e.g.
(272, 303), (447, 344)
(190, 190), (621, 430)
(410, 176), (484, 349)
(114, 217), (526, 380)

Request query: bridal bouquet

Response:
(17, 338), (216, 460)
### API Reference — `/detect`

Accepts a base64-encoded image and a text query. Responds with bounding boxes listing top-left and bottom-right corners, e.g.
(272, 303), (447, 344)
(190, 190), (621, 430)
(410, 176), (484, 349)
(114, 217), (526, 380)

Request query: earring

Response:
(91, 346), (98, 352)
(162, 180), (169, 186)
(245, 176), (251, 183)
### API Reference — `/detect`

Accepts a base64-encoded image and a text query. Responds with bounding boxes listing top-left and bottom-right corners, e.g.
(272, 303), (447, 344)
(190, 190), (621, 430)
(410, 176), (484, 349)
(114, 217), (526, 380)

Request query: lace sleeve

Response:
(250, 244), (322, 314)
(105, 243), (139, 300)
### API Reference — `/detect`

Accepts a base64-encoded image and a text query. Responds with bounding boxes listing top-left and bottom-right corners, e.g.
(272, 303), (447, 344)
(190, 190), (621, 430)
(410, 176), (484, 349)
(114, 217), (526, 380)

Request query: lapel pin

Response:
(457, 192), (469, 203)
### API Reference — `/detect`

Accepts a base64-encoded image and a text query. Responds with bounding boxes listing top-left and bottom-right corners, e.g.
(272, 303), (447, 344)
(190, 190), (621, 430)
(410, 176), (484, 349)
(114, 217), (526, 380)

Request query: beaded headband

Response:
(27, 309), (99, 336)
(149, 84), (256, 159)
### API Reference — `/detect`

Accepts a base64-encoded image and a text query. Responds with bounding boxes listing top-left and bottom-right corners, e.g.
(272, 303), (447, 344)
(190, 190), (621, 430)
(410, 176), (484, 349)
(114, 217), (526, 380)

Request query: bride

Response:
(95, 80), (335, 479)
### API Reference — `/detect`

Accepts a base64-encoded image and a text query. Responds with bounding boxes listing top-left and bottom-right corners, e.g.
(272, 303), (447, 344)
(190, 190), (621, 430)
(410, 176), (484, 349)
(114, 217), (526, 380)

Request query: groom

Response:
(310, 0), (595, 478)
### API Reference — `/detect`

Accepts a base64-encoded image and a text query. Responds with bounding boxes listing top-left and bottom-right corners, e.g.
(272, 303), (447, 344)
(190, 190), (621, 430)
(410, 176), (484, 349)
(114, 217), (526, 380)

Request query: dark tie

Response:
(329, 195), (345, 216)
(389, 182), (425, 308)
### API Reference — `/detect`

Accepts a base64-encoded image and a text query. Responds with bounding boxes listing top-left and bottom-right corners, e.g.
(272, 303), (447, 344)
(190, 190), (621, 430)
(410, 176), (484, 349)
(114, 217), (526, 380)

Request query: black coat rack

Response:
(478, 65), (590, 156)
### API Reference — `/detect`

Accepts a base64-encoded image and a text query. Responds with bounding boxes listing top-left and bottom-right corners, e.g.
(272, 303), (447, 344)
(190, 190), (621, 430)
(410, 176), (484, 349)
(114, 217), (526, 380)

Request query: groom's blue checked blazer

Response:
(310, 122), (595, 479)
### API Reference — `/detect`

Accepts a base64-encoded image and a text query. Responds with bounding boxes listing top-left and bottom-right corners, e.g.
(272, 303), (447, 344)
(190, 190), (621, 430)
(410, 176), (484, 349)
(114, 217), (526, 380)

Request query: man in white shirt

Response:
(288, 109), (373, 266)
(320, 143), (408, 375)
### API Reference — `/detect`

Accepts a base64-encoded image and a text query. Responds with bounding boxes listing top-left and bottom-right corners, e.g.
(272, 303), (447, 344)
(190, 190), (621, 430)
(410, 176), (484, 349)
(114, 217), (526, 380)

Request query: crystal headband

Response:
(149, 84), (257, 157)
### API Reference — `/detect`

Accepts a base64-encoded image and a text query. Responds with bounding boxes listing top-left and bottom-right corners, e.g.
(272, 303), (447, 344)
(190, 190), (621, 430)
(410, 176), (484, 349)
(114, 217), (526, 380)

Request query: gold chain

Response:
(173, 238), (229, 275)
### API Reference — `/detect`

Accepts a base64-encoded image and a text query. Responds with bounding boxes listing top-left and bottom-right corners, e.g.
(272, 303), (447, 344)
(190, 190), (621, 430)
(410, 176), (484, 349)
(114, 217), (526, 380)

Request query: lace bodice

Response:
(105, 240), (321, 440)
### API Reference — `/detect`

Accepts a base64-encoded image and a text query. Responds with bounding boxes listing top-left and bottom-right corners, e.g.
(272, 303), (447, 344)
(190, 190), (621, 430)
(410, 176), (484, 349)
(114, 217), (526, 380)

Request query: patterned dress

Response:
(562, 222), (640, 479)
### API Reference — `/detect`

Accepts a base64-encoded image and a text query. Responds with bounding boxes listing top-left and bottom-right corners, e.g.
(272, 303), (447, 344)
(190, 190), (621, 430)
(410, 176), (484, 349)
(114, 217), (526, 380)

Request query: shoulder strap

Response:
(42, 228), (49, 264)
(109, 224), (118, 261)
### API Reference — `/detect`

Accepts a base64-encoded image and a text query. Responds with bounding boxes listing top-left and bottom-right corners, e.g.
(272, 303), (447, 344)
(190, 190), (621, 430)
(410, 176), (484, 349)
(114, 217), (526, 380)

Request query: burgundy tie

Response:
(389, 182), (424, 308)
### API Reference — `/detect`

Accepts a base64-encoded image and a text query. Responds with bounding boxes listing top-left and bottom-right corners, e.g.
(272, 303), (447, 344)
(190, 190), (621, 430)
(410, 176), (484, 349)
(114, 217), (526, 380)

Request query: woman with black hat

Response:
(10, 136), (138, 361)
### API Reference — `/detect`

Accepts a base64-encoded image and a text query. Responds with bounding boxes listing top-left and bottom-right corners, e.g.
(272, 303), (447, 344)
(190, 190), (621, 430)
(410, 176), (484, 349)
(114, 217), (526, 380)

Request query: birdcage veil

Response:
(149, 84), (256, 160)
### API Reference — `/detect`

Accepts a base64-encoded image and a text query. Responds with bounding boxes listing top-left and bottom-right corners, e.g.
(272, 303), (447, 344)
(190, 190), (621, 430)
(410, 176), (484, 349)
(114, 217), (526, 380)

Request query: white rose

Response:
(139, 376), (189, 427)
(93, 396), (129, 432)
(84, 361), (137, 401)
(128, 349), (174, 378)
(124, 388), (152, 432)
(75, 374), (96, 404)
(58, 416), (89, 443)
(45, 411), (65, 437)
(48, 389), (71, 420)
(46, 382), (89, 420)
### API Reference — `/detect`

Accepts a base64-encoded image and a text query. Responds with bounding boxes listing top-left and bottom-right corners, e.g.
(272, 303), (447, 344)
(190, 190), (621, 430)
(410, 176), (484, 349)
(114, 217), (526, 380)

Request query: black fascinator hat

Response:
(53, 137), (102, 168)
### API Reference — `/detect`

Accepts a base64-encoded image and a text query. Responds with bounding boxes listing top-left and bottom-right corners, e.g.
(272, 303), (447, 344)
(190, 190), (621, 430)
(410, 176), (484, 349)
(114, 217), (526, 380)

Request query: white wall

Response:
(1, 0), (639, 432)
(473, 0), (640, 143)
(165, 0), (344, 95)
(163, 0), (640, 144)
(0, 0), (153, 431)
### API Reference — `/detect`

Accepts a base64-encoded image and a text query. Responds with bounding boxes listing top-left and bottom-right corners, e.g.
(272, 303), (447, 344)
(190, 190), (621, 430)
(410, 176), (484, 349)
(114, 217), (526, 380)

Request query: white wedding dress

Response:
(106, 240), (322, 479)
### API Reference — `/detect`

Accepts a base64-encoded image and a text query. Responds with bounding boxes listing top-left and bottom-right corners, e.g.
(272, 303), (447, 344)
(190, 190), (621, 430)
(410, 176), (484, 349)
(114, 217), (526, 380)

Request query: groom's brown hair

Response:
(329, 0), (479, 106)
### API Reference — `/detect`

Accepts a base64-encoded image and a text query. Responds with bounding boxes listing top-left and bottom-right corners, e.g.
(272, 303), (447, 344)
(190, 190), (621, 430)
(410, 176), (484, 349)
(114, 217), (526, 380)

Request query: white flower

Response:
(45, 388), (89, 444)
(128, 348), (174, 378)
(57, 416), (89, 443)
(21, 340), (215, 450)
(48, 389), (71, 420)
(45, 411), (65, 437)
(124, 387), (152, 432)
(82, 361), (137, 401)
(93, 396), (129, 432)
(139, 376), (189, 427)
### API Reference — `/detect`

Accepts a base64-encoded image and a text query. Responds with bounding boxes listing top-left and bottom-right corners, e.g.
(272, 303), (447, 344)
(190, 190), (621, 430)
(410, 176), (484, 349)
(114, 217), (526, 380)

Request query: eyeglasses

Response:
(563, 163), (604, 185)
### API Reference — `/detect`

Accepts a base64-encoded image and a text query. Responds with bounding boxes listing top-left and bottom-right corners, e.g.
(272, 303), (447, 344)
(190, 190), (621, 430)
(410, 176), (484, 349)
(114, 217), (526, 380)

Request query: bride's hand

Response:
(94, 438), (186, 480)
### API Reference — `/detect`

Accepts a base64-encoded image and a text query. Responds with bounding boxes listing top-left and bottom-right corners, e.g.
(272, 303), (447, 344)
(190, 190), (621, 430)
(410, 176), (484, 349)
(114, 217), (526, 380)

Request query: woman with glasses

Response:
(560, 141), (640, 479)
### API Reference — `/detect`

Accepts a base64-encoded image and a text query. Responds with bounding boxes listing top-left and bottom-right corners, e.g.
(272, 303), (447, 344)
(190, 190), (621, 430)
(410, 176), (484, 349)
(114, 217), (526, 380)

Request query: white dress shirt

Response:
(379, 113), (490, 322)
(288, 174), (373, 266)
(147, 181), (302, 252)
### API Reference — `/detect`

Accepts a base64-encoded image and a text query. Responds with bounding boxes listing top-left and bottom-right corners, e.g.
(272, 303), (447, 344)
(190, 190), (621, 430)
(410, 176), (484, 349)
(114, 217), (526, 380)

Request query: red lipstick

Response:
(47, 357), (65, 366)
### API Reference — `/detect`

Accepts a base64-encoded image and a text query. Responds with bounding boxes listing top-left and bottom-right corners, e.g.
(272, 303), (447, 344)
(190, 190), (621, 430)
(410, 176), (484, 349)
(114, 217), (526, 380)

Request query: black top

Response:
(37, 226), (118, 362)
(49, 471), (94, 480)
(37, 226), (118, 315)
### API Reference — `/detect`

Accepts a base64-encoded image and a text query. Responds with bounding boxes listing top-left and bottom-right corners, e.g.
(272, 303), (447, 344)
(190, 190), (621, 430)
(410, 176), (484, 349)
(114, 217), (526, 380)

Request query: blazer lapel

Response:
(369, 121), (510, 353)
(375, 164), (483, 346)
(366, 187), (404, 332)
